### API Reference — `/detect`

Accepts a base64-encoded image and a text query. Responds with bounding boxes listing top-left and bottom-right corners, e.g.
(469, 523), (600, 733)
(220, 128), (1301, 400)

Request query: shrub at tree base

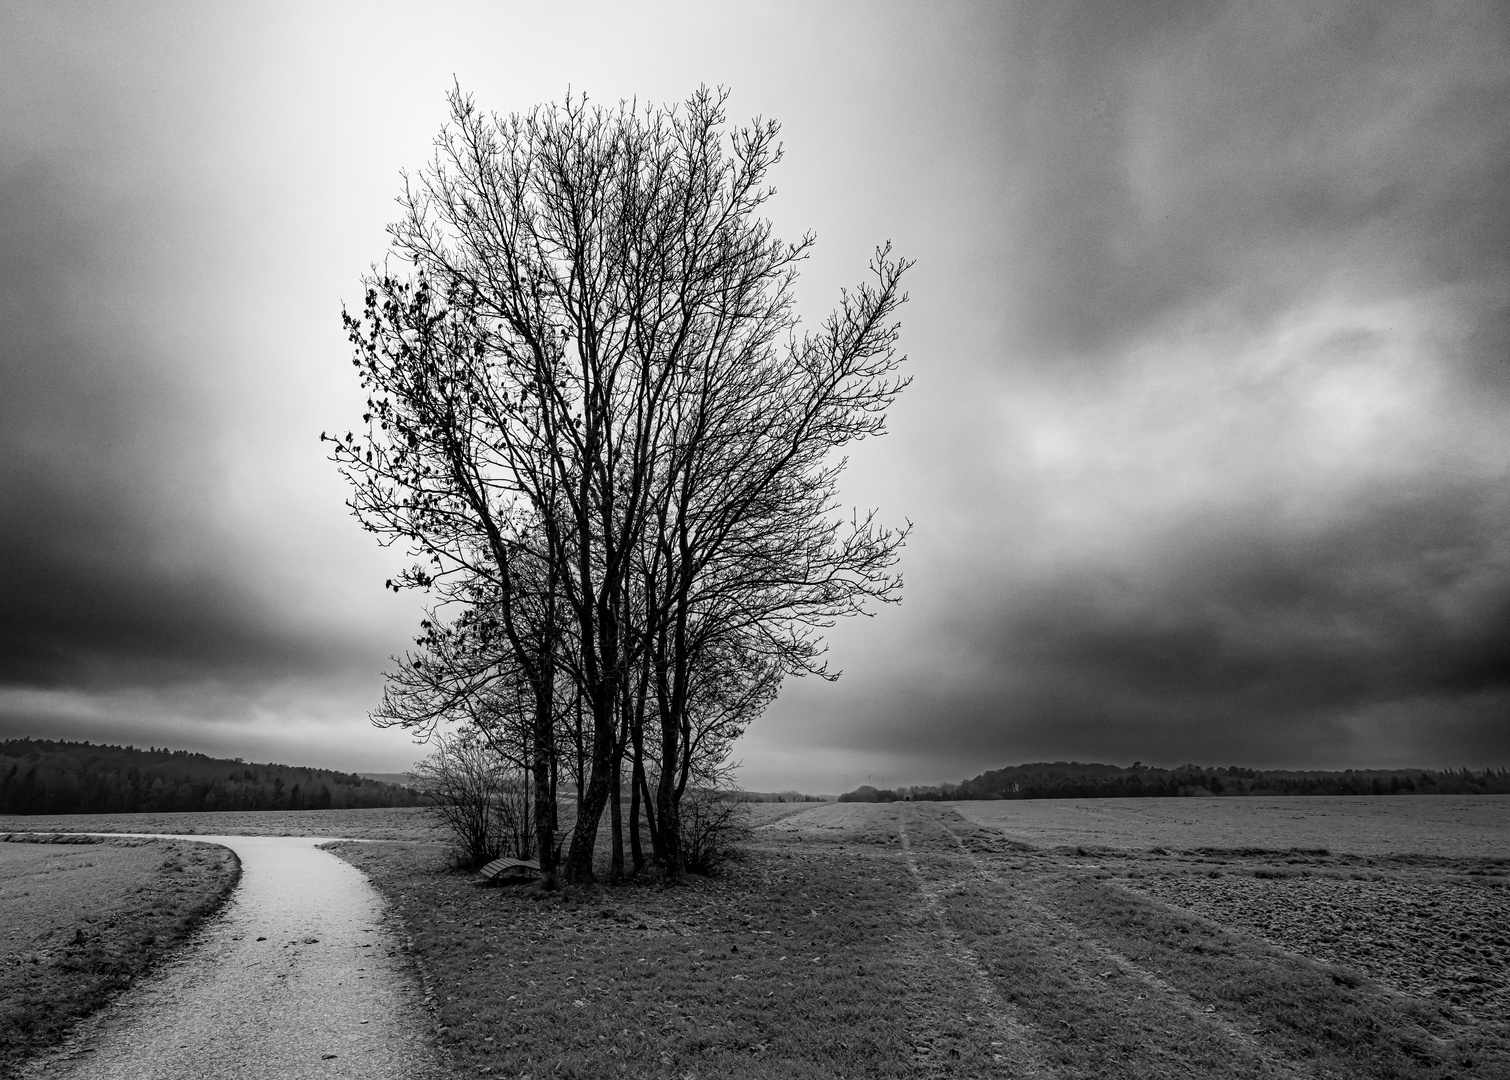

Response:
(676, 792), (750, 876)
(410, 733), (536, 869)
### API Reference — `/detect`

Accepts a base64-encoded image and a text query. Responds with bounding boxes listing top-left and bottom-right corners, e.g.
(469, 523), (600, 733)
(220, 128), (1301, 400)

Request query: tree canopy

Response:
(327, 85), (910, 883)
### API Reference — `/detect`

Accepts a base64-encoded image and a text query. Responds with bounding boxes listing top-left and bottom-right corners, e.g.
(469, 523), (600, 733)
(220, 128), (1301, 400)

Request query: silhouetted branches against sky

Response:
(328, 87), (909, 880)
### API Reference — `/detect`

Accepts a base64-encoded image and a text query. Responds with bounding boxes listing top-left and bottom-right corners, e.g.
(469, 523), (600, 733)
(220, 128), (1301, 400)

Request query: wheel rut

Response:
(930, 811), (1316, 1080)
(897, 805), (1059, 1078)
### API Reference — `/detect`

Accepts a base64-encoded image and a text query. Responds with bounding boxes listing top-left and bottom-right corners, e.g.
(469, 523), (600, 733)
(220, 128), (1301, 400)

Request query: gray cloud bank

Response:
(0, 152), (402, 766)
(0, 153), (350, 691)
(0, 4), (419, 768)
(755, 1), (1510, 787)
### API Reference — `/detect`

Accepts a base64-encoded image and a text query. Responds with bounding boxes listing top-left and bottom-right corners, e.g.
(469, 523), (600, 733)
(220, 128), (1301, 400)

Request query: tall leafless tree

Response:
(330, 84), (910, 883)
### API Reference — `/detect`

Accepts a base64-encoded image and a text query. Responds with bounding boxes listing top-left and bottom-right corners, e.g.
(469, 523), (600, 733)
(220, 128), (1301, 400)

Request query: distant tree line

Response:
(0, 739), (423, 816)
(838, 761), (1510, 802)
(729, 790), (827, 803)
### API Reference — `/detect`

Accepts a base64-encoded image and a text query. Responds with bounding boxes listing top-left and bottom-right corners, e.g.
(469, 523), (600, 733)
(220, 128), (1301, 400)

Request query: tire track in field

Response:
(932, 812), (1318, 1080)
(896, 806), (1058, 1079)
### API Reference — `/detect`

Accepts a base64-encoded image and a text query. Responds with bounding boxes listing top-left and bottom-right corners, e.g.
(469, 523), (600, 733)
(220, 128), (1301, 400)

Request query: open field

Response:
(953, 794), (1510, 858)
(0, 805), (445, 842)
(333, 797), (1510, 1079)
(0, 834), (240, 1071)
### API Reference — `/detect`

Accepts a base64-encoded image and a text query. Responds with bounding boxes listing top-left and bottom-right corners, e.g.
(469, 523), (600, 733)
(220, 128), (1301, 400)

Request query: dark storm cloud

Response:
(985, 485), (1510, 743)
(819, 476), (1510, 770)
(980, 0), (1510, 767)
(761, 0), (1510, 784)
(0, 157), (346, 693)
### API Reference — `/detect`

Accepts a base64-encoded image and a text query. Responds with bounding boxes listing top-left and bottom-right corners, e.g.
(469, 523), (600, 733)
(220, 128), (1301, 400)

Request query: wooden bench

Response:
(477, 856), (541, 880)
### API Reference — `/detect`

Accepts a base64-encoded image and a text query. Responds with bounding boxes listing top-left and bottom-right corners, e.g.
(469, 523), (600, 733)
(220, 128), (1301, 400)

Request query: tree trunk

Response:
(638, 752), (662, 860)
(629, 747), (645, 875)
(609, 746), (624, 881)
(655, 701), (683, 878)
(531, 678), (557, 889)
(563, 677), (618, 883)
(626, 643), (651, 876)
(549, 725), (559, 839)
(573, 690), (585, 817)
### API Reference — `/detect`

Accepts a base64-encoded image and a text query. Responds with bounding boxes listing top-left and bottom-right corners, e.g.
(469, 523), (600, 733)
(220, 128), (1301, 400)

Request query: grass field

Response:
(0, 805), (445, 842)
(0, 834), (240, 1071)
(952, 794), (1510, 858)
(331, 797), (1510, 1079)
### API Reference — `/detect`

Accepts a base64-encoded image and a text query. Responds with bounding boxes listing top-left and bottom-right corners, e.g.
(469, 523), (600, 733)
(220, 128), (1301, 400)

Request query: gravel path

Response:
(21, 835), (440, 1080)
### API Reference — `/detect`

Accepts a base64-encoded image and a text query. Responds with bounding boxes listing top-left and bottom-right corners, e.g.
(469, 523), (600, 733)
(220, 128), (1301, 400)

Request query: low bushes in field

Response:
(677, 790), (750, 875)
(409, 733), (535, 869)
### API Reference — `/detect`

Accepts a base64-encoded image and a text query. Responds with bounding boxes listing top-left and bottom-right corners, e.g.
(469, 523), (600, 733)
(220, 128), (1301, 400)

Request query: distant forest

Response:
(839, 761), (1510, 802)
(730, 790), (827, 803)
(0, 739), (423, 815)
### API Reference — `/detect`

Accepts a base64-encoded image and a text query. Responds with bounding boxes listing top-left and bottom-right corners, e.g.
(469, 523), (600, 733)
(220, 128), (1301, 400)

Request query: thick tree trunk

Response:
(626, 646), (651, 876)
(636, 753), (662, 863)
(628, 747), (645, 875)
(609, 748), (624, 881)
(549, 731), (559, 838)
(655, 705), (683, 878)
(573, 691), (585, 817)
(531, 678), (557, 889)
(563, 678), (618, 883)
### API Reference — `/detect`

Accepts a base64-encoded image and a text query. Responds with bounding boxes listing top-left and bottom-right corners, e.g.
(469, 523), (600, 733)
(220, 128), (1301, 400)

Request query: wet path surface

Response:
(22, 836), (439, 1080)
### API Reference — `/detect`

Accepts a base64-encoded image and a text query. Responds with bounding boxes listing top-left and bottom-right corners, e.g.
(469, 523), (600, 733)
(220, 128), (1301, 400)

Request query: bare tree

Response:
(330, 84), (909, 883)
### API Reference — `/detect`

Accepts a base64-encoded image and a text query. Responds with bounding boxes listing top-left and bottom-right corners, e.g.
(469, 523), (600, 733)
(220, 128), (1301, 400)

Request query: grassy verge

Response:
(0, 834), (240, 1071)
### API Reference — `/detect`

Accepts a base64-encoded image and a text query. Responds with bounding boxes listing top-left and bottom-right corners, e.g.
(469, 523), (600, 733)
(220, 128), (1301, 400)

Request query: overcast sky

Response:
(1, 1), (1506, 789)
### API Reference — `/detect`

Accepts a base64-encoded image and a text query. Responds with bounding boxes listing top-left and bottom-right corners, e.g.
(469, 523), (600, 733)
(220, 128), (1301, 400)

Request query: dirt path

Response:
(927, 810), (1315, 1080)
(895, 806), (1057, 1077)
(21, 835), (440, 1080)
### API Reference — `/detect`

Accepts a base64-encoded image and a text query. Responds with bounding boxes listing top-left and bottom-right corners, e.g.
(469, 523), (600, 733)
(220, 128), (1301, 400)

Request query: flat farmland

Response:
(946, 797), (1510, 1024)
(952, 794), (1510, 858)
(339, 797), (1509, 1078)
